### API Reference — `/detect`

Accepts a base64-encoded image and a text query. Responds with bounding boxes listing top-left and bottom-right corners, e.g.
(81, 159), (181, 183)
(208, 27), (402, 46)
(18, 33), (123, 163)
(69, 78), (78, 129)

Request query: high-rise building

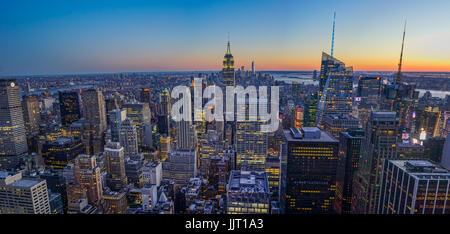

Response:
(110, 109), (127, 142)
(162, 148), (197, 187)
(251, 61), (255, 75)
(265, 154), (280, 201)
(59, 91), (81, 127)
(103, 190), (128, 214)
(352, 111), (398, 214)
(159, 136), (171, 161)
(415, 105), (441, 140)
(123, 101), (151, 148)
(236, 96), (268, 170)
(0, 79), (28, 169)
(104, 142), (128, 191)
(176, 119), (196, 149)
(140, 88), (152, 106)
(81, 88), (107, 133)
(73, 154), (103, 205)
(378, 160), (450, 214)
(143, 161), (162, 187)
(280, 127), (339, 214)
(356, 76), (381, 125)
(119, 118), (139, 158)
(22, 94), (41, 137)
(222, 40), (235, 87)
(323, 114), (360, 140)
(41, 137), (85, 170)
(226, 170), (270, 214)
(334, 128), (364, 214)
(0, 171), (51, 214)
(316, 53), (353, 128)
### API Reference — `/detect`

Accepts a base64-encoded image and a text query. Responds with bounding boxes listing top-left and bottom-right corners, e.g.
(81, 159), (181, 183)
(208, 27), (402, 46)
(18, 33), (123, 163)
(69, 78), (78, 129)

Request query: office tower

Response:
(396, 142), (425, 159)
(103, 190), (127, 214)
(0, 171), (51, 214)
(441, 134), (450, 170)
(208, 155), (229, 195)
(335, 128), (364, 214)
(303, 93), (318, 127)
(49, 192), (64, 214)
(142, 184), (158, 211)
(226, 170), (270, 214)
(140, 87), (152, 106)
(159, 136), (171, 161)
(251, 61), (255, 75)
(265, 154), (280, 201)
(222, 40), (235, 87)
(162, 148), (197, 186)
(176, 120), (196, 149)
(82, 88), (107, 133)
(39, 171), (68, 212)
(280, 127), (339, 214)
(143, 161), (162, 187)
(73, 154), (103, 205)
(158, 88), (171, 135)
(59, 91), (81, 127)
(415, 105), (441, 140)
(236, 96), (268, 170)
(110, 109), (127, 142)
(352, 111), (398, 214)
(356, 76), (381, 125)
(105, 94), (120, 126)
(160, 88), (171, 116)
(123, 101), (151, 148)
(104, 142), (128, 191)
(41, 137), (85, 170)
(22, 94), (41, 136)
(378, 160), (450, 214)
(198, 130), (225, 175)
(0, 79), (27, 169)
(316, 53), (353, 128)
(424, 137), (445, 163)
(323, 114), (360, 140)
(119, 119), (139, 158)
(125, 154), (143, 188)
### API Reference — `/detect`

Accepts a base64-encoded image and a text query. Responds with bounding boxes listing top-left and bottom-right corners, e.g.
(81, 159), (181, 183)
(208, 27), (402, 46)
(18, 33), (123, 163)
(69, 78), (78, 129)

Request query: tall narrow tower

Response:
(331, 12), (336, 57)
(395, 21), (407, 85)
(222, 38), (235, 87)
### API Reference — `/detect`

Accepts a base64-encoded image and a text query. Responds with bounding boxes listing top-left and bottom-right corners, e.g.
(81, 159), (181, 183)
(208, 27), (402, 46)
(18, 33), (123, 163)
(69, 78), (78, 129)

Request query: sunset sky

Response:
(1, 0), (449, 76)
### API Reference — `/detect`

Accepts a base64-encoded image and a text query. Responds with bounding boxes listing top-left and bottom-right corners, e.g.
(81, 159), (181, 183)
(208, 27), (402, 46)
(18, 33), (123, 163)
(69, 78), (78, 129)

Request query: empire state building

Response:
(222, 40), (235, 87)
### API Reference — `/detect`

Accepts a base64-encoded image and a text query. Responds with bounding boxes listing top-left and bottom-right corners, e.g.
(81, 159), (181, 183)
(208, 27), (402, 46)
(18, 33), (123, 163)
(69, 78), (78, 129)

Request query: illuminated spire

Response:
(331, 12), (336, 57)
(226, 32), (231, 54)
(395, 21), (407, 85)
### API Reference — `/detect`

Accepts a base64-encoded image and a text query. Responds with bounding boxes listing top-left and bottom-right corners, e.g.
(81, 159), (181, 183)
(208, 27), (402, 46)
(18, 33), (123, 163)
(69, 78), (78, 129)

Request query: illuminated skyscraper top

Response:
(222, 39), (235, 87)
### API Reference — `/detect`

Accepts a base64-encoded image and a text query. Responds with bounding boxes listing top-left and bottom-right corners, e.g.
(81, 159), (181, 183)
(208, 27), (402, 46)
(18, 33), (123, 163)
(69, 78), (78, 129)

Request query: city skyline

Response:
(1, 0), (450, 76)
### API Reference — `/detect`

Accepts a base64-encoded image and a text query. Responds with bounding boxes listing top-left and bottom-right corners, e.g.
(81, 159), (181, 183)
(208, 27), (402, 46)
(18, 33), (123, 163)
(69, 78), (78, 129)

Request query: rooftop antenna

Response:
(331, 11), (336, 57)
(226, 32), (231, 54)
(395, 21), (407, 85)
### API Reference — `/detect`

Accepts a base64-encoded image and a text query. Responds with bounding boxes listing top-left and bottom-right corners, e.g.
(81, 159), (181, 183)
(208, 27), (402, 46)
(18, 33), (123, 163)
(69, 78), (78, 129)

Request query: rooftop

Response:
(228, 170), (269, 193)
(284, 128), (337, 143)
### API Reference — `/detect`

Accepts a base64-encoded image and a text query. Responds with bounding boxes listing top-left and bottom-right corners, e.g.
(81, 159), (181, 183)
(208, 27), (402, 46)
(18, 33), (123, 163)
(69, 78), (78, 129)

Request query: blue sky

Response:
(1, 0), (449, 75)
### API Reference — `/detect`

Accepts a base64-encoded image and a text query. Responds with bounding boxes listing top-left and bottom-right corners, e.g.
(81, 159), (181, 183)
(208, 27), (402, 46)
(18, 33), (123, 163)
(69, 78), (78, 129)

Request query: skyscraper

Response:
(251, 61), (255, 75)
(323, 114), (360, 140)
(356, 76), (381, 125)
(222, 40), (235, 87)
(378, 160), (450, 214)
(352, 111), (398, 214)
(81, 88), (107, 133)
(104, 142), (128, 191)
(280, 127), (339, 214)
(110, 109), (127, 142)
(119, 118), (139, 158)
(73, 154), (103, 205)
(316, 53), (354, 128)
(22, 94), (41, 137)
(59, 91), (81, 127)
(235, 96), (268, 170)
(162, 148), (197, 187)
(0, 171), (50, 214)
(123, 101), (151, 148)
(334, 128), (364, 214)
(0, 79), (27, 169)
(41, 137), (85, 170)
(176, 119), (196, 149)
